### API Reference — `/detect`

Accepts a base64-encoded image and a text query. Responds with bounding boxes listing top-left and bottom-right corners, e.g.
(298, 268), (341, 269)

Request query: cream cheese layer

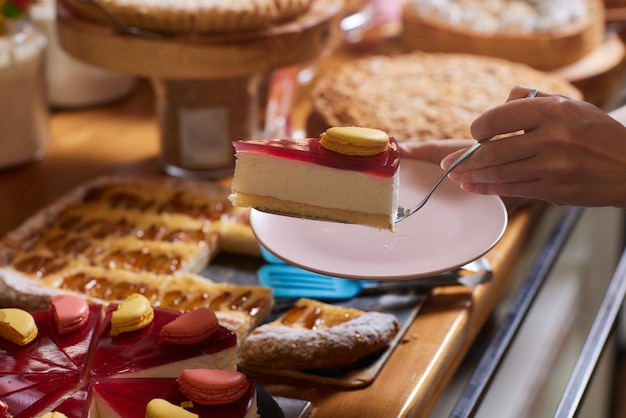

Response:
(231, 153), (398, 215)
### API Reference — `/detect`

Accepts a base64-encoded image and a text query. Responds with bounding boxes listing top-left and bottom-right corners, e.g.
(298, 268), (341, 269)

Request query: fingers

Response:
(506, 85), (552, 101)
(447, 153), (540, 186)
(441, 131), (539, 175)
(398, 139), (476, 164)
(458, 179), (543, 199)
(470, 97), (541, 141)
(471, 86), (571, 141)
(458, 176), (581, 206)
(436, 85), (626, 207)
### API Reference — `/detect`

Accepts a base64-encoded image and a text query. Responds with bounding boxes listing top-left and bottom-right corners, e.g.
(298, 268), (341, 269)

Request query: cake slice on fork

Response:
(229, 126), (401, 231)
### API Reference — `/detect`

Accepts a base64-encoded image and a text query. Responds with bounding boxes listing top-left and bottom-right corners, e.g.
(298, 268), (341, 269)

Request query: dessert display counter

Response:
(3, 2), (626, 414)
(2, 79), (620, 417)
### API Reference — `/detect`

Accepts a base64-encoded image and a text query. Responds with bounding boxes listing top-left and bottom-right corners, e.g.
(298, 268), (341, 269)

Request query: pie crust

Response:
(59, 0), (314, 34)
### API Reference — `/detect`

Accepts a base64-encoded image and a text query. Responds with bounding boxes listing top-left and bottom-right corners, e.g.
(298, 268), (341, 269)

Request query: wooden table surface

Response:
(0, 77), (546, 417)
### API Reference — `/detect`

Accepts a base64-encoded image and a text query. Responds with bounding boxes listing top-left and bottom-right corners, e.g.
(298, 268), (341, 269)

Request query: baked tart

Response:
(307, 52), (582, 141)
(401, 0), (605, 70)
(239, 298), (400, 370)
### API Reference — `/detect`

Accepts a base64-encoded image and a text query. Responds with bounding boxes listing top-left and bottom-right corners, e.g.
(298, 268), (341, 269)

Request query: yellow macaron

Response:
(320, 126), (390, 156)
(145, 398), (199, 418)
(110, 293), (154, 336)
(38, 412), (69, 418)
(0, 308), (38, 346)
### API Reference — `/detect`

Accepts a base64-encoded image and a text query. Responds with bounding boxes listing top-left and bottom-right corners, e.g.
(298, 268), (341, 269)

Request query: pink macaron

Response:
(178, 369), (249, 405)
(159, 307), (220, 344)
(49, 294), (90, 335)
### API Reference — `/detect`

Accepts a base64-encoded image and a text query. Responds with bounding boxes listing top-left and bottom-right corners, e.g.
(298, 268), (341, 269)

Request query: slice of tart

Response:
(239, 298), (400, 370)
(229, 127), (401, 231)
(90, 304), (237, 378)
(92, 377), (257, 418)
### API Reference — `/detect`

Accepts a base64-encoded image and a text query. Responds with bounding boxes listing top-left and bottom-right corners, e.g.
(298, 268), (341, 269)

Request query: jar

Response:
(0, 17), (48, 169)
(152, 75), (261, 180)
(30, 0), (136, 109)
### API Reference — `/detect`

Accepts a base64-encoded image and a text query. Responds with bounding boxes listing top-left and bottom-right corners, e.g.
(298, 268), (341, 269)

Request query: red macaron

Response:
(159, 307), (220, 344)
(178, 369), (249, 405)
(50, 294), (90, 335)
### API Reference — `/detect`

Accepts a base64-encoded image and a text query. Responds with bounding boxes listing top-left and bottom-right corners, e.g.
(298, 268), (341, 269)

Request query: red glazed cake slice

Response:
(229, 127), (401, 231)
(32, 304), (104, 369)
(0, 349), (72, 374)
(91, 305), (237, 378)
(0, 374), (80, 417)
(92, 377), (257, 418)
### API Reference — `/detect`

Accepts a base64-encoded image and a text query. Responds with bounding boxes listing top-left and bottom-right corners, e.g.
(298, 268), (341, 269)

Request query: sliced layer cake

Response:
(229, 127), (401, 231)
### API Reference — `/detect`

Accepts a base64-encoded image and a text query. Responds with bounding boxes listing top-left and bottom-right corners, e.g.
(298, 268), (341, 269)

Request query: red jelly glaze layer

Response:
(90, 305), (236, 377)
(1, 374), (80, 417)
(233, 137), (400, 177)
(0, 304), (240, 418)
(34, 305), (104, 369)
(93, 377), (256, 418)
(0, 350), (72, 374)
(48, 384), (90, 418)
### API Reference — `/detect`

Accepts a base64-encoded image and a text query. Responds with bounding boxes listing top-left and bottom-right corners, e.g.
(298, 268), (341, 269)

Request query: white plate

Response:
(250, 159), (507, 280)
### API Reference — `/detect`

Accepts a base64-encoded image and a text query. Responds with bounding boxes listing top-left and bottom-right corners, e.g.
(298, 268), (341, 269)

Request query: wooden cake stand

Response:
(56, 0), (345, 179)
(552, 32), (626, 109)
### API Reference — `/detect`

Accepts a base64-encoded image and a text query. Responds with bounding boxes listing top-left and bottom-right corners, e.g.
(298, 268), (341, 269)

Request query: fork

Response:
(395, 88), (538, 223)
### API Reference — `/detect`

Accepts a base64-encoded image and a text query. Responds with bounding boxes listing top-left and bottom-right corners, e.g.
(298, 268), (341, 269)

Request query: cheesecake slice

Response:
(90, 304), (237, 378)
(92, 377), (257, 418)
(229, 127), (401, 231)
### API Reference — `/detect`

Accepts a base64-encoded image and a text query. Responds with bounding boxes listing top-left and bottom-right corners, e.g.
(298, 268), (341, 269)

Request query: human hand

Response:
(399, 138), (528, 213)
(398, 139), (476, 164)
(440, 85), (626, 208)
